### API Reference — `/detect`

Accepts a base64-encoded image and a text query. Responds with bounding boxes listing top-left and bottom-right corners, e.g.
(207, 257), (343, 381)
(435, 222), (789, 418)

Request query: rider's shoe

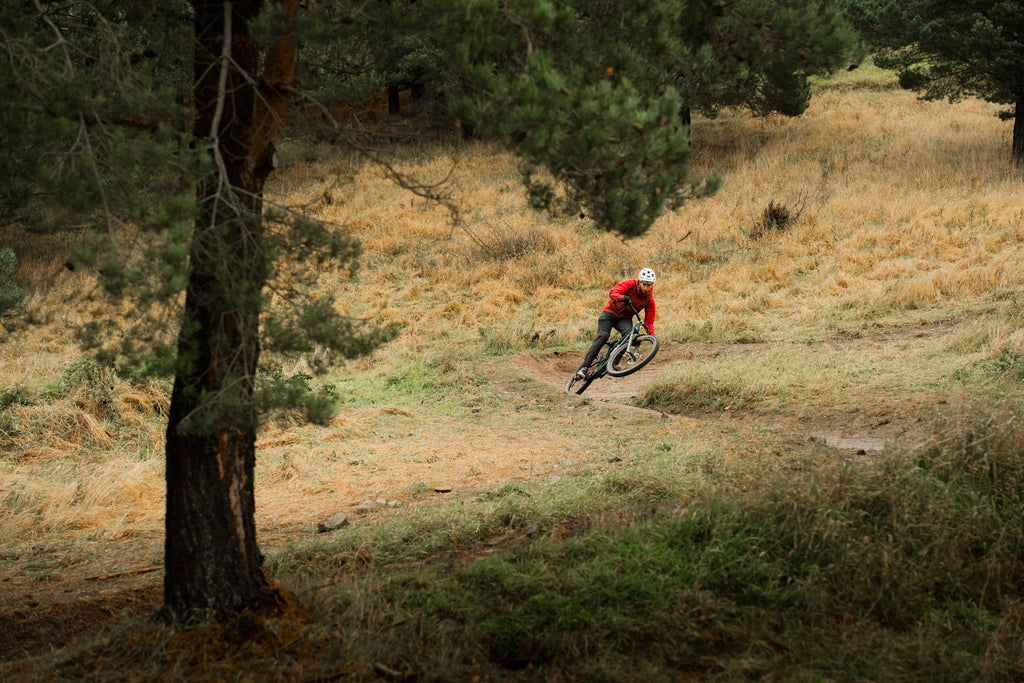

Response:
(574, 368), (587, 381)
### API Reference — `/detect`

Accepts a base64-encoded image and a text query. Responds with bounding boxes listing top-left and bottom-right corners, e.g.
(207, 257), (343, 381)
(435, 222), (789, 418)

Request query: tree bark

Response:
(163, 0), (297, 620)
(1013, 95), (1024, 167)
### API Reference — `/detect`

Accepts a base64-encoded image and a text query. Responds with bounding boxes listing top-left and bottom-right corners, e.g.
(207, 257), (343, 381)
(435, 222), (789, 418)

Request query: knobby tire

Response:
(605, 334), (659, 377)
(566, 349), (610, 395)
(565, 374), (596, 395)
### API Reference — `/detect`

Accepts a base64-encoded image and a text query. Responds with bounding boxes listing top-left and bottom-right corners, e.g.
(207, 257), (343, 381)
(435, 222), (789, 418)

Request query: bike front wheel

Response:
(565, 372), (596, 394)
(605, 335), (659, 377)
(565, 365), (601, 394)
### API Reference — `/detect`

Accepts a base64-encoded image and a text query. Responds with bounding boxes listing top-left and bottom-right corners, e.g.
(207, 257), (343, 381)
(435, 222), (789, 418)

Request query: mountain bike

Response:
(565, 303), (659, 395)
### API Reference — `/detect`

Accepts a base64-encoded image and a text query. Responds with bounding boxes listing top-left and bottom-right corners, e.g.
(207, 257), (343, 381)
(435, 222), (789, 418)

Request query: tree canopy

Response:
(290, 0), (861, 237)
(667, 0), (862, 118)
(422, 0), (714, 237)
(841, 0), (1024, 164)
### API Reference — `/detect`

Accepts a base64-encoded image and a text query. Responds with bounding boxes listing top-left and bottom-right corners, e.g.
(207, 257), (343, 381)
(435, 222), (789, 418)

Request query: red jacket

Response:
(604, 279), (656, 335)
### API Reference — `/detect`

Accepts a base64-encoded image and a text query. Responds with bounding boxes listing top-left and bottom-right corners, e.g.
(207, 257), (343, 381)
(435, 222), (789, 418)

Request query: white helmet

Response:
(638, 267), (656, 284)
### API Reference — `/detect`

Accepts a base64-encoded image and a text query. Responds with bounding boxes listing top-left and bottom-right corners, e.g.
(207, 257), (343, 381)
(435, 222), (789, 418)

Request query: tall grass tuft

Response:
(749, 196), (808, 240)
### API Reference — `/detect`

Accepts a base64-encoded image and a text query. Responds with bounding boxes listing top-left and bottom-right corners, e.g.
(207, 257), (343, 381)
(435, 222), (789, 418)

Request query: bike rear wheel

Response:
(605, 334), (659, 377)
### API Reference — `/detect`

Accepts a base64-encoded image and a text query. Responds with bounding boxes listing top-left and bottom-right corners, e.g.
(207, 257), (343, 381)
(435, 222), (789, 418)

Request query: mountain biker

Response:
(574, 268), (657, 380)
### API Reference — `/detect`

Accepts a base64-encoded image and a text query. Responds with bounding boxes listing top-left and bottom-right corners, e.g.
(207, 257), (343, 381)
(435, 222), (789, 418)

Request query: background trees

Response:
(424, 0), (716, 237)
(841, 0), (1024, 165)
(666, 0), (862, 119)
(1, 0), (861, 621)
(422, 0), (860, 235)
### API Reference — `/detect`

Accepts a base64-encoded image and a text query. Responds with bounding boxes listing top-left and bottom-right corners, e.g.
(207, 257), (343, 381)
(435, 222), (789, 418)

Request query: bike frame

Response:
(566, 301), (658, 395)
(596, 326), (638, 374)
(586, 305), (650, 380)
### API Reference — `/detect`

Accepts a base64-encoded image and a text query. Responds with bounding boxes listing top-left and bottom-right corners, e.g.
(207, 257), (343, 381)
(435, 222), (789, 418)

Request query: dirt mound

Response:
(511, 344), (690, 401)
(511, 340), (912, 454)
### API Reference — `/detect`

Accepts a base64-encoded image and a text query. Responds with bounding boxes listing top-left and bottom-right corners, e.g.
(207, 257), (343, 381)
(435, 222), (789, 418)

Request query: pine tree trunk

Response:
(388, 85), (401, 116)
(163, 178), (276, 617)
(1013, 95), (1024, 167)
(164, 348), (275, 616)
(163, 0), (297, 620)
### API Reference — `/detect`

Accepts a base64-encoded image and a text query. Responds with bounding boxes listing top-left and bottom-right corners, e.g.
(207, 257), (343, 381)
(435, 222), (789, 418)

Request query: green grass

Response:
(23, 412), (1023, 682)
(639, 332), (988, 422)
(299, 412), (1024, 681)
(276, 460), (698, 576)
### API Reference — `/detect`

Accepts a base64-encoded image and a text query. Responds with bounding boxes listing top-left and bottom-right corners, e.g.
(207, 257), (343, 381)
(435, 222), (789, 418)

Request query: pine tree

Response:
(842, 0), (1024, 165)
(671, 0), (862, 118)
(421, 0), (860, 233)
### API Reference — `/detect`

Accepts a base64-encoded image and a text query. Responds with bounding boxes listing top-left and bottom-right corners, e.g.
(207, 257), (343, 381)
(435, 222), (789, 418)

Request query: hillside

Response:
(2, 65), (1024, 680)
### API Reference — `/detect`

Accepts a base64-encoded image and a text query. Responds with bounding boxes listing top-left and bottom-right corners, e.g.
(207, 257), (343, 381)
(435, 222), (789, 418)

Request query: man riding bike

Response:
(574, 268), (657, 380)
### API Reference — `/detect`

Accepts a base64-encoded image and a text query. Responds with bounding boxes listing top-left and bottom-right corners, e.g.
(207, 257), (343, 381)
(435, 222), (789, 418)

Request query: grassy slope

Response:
(2, 65), (1024, 680)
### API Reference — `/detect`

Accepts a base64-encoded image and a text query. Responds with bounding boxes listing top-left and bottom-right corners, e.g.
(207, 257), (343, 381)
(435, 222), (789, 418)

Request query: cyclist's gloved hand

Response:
(621, 295), (631, 307)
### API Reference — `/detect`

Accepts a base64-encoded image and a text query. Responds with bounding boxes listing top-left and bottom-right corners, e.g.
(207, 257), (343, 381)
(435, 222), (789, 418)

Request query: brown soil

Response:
(0, 536), (164, 663)
(510, 345), (688, 402)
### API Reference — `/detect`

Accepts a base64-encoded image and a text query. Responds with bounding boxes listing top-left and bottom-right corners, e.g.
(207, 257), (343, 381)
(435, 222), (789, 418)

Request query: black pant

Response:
(581, 311), (633, 368)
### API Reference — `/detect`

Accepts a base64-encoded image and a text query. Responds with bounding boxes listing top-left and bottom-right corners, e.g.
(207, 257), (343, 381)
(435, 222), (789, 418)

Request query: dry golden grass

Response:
(280, 87), (1021, 349)
(3, 70), (1024, 564)
(258, 74), (1023, 528)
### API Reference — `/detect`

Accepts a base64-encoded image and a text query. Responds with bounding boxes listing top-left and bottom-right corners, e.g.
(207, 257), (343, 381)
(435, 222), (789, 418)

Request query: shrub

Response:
(750, 196), (807, 239)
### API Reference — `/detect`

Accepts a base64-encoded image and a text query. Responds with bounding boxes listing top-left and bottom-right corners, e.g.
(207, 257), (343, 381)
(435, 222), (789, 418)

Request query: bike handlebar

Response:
(624, 300), (653, 335)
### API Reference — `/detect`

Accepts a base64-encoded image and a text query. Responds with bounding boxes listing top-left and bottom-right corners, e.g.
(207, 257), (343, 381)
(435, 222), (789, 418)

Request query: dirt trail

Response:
(510, 340), (772, 402)
(515, 324), (959, 403)
(510, 326), (957, 452)
(511, 347), (676, 401)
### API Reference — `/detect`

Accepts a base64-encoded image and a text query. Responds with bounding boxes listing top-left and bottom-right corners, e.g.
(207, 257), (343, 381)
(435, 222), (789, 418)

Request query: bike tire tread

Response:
(605, 334), (659, 377)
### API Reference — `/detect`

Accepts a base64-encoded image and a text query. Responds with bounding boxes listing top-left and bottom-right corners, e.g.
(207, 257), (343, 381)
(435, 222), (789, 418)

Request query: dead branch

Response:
(86, 566), (160, 581)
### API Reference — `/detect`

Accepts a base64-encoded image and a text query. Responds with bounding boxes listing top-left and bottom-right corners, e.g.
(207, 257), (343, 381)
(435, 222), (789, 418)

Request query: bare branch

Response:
(33, 0), (74, 75)
(208, 0), (235, 227)
(286, 87), (464, 229)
